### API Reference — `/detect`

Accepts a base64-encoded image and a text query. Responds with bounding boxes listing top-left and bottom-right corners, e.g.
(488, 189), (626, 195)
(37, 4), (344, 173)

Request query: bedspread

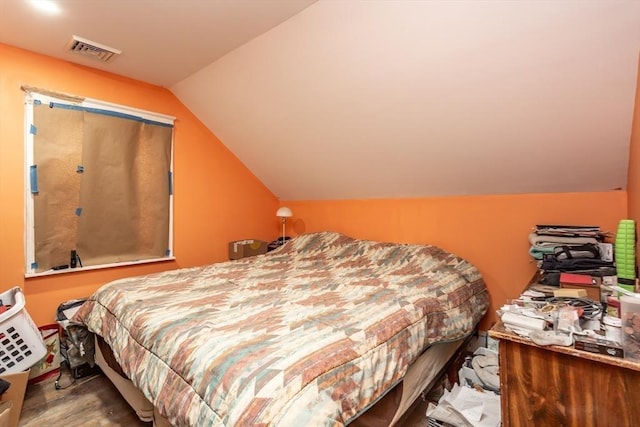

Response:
(76, 231), (489, 426)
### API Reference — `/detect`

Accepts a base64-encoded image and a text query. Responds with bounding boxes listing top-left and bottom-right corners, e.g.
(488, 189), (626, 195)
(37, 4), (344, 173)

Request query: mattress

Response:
(94, 335), (465, 427)
(76, 231), (489, 426)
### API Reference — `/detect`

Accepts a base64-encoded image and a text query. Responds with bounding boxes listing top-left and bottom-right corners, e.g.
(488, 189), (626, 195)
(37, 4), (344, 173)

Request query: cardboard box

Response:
(0, 370), (29, 427)
(228, 239), (268, 260)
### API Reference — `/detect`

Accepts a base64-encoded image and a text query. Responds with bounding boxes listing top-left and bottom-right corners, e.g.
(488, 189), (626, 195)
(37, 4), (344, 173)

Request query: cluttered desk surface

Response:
(488, 270), (640, 373)
(489, 320), (640, 372)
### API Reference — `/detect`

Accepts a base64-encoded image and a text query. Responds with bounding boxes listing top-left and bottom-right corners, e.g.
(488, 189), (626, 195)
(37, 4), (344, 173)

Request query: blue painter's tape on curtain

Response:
(31, 262), (38, 270)
(168, 171), (173, 195)
(48, 102), (173, 128)
(30, 165), (39, 194)
(29, 124), (37, 135)
(75, 207), (83, 216)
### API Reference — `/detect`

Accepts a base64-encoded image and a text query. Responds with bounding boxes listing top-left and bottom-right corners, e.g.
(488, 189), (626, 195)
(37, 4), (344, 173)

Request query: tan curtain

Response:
(32, 104), (172, 272)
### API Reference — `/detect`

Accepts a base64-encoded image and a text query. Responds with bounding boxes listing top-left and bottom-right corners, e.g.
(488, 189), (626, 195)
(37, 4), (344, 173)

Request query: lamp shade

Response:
(276, 207), (292, 218)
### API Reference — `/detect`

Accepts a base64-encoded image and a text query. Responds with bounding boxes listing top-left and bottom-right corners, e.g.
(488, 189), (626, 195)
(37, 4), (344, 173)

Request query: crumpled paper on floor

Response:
(426, 383), (501, 427)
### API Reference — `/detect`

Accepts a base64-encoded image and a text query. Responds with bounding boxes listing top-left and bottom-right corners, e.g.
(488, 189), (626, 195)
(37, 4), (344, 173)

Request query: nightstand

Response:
(489, 319), (640, 426)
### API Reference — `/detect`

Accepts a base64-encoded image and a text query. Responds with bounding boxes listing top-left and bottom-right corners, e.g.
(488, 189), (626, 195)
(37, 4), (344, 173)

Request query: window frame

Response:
(23, 89), (176, 277)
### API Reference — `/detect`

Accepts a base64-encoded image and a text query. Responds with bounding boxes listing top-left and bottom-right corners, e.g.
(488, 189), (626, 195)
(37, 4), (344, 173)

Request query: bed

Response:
(75, 231), (489, 426)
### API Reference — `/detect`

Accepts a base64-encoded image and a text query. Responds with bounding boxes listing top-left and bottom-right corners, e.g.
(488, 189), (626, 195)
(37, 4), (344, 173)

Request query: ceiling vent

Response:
(66, 35), (121, 63)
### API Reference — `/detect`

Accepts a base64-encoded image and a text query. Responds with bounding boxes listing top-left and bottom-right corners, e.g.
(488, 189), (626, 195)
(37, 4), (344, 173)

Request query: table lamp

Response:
(276, 207), (293, 243)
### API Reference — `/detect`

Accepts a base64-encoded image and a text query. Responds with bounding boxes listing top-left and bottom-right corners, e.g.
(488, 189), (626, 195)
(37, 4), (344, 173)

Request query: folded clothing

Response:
(541, 254), (614, 272)
(529, 234), (601, 261)
(529, 233), (599, 248)
(553, 244), (600, 260)
(529, 246), (556, 260)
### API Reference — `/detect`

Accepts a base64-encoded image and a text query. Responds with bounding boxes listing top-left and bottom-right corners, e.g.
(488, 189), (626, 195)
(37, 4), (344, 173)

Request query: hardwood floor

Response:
(19, 370), (148, 427)
(18, 369), (436, 427)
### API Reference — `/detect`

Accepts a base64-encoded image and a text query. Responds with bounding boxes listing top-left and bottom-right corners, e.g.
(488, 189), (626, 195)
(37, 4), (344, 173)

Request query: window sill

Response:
(24, 256), (176, 278)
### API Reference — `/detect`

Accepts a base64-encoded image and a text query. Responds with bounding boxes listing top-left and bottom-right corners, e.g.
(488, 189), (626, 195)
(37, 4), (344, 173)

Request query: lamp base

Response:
(267, 236), (291, 252)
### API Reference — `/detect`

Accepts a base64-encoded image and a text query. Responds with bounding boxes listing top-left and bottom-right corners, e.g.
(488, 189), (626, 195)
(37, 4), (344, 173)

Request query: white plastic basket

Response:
(0, 287), (47, 374)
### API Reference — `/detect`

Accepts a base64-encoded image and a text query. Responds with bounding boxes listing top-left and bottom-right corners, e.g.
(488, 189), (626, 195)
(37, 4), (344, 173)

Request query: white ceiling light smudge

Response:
(66, 35), (121, 63)
(30, 0), (61, 15)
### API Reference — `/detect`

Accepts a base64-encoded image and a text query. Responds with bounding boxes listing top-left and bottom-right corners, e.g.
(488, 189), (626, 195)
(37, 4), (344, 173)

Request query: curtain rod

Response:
(21, 85), (85, 103)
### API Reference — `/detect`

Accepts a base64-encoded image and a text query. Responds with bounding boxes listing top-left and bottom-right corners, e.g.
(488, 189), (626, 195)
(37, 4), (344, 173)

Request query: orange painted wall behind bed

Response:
(0, 43), (632, 331)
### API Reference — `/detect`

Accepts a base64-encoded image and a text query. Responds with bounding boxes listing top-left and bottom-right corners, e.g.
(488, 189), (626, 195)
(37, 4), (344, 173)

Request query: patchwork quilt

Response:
(76, 231), (489, 426)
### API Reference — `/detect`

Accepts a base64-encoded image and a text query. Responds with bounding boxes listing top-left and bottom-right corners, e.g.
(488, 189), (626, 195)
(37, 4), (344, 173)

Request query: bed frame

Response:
(94, 335), (467, 426)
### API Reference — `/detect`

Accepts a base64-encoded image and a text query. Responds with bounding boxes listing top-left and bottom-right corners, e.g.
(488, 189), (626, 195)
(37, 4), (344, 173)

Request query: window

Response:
(23, 87), (175, 276)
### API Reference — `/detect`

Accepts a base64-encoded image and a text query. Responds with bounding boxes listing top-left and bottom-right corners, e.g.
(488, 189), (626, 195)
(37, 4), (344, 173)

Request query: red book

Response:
(559, 272), (596, 286)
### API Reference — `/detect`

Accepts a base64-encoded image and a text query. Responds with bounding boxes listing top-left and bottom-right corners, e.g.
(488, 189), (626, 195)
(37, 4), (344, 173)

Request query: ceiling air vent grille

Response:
(67, 35), (121, 63)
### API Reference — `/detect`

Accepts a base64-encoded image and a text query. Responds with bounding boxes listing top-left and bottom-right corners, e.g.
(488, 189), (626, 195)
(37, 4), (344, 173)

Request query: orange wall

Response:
(627, 54), (640, 248)
(282, 192), (627, 329)
(1, 44), (635, 332)
(0, 44), (279, 325)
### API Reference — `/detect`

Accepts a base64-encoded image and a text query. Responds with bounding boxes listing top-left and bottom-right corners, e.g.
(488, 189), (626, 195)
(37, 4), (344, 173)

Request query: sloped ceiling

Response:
(0, 0), (317, 87)
(172, 1), (640, 200)
(2, 1), (640, 201)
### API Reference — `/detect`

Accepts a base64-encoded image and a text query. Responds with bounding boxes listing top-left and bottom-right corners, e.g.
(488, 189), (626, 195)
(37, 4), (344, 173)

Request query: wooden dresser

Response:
(489, 322), (640, 426)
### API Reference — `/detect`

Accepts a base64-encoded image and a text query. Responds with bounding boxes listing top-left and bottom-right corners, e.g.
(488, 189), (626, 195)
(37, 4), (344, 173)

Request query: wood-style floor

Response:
(18, 369), (434, 427)
(19, 370), (148, 427)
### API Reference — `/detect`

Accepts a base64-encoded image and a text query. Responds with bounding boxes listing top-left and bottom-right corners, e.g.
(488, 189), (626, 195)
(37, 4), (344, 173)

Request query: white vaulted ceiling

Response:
(2, 1), (640, 201)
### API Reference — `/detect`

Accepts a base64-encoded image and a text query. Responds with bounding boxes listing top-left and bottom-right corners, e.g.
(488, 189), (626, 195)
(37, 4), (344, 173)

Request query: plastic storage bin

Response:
(620, 294), (640, 361)
(0, 287), (47, 374)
